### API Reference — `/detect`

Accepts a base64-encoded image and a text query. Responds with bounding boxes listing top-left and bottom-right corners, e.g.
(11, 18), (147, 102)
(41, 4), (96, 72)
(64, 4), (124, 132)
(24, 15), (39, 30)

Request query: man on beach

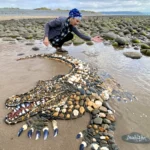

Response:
(43, 8), (102, 53)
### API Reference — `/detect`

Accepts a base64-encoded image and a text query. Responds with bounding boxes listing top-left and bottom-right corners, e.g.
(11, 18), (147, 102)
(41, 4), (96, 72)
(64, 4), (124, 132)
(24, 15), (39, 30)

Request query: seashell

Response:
(100, 90), (109, 100)
(100, 147), (109, 150)
(100, 136), (106, 140)
(63, 105), (68, 109)
(73, 109), (79, 117)
(90, 143), (99, 150)
(55, 107), (60, 112)
(95, 100), (102, 108)
(61, 108), (66, 113)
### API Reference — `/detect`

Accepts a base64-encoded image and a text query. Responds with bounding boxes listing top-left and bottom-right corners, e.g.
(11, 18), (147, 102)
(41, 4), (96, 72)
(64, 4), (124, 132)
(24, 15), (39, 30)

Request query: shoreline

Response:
(0, 15), (57, 21)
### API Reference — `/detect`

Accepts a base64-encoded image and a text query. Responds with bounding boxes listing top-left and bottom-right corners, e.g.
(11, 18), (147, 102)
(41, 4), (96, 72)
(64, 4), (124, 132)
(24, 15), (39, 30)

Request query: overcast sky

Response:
(0, 0), (150, 12)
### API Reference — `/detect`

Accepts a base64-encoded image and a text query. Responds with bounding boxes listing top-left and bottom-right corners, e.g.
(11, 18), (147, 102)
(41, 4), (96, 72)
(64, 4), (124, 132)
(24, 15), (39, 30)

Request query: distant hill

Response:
(101, 11), (144, 15)
(34, 7), (51, 10)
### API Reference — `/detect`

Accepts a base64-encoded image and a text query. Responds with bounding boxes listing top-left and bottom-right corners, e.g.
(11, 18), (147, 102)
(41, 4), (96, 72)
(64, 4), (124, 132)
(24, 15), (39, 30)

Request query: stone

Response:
(62, 108), (66, 113)
(140, 49), (150, 56)
(100, 90), (109, 100)
(75, 96), (80, 101)
(66, 114), (70, 119)
(95, 100), (102, 108)
(123, 52), (142, 59)
(79, 100), (84, 106)
(93, 117), (102, 125)
(92, 109), (100, 115)
(86, 41), (94, 45)
(104, 119), (111, 124)
(102, 124), (110, 130)
(32, 46), (39, 51)
(100, 146), (109, 150)
(17, 53), (24, 56)
(115, 36), (128, 45)
(93, 124), (98, 130)
(87, 101), (93, 106)
(59, 113), (64, 118)
(75, 105), (80, 109)
(100, 106), (108, 112)
(79, 106), (85, 114)
(87, 106), (93, 112)
(103, 32), (117, 40)
(53, 112), (59, 117)
(67, 101), (73, 105)
(78, 88), (85, 95)
(99, 113), (106, 118)
(26, 42), (34, 45)
(68, 109), (72, 113)
(99, 127), (105, 132)
(86, 90), (92, 95)
(106, 114), (116, 122)
(122, 132), (150, 143)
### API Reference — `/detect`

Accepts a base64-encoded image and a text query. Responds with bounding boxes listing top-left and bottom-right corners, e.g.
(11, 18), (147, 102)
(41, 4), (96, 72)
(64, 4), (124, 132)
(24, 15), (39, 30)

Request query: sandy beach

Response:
(0, 16), (57, 21)
(0, 15), (150, 150)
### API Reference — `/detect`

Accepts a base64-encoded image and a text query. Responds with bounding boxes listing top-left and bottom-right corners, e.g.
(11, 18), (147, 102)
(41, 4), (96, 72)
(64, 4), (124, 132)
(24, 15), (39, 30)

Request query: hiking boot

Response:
(56, 47), (68, 53)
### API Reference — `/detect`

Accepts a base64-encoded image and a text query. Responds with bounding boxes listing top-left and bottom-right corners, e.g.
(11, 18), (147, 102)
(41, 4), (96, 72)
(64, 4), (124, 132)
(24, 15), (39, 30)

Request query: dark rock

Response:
(140, 49), (150, 56)
(86, 90), (92, 95)
(32, 46), (40, 51)
(122, 132), (150, 143)
(92, 109), (100, 115)
(78, 88), (85, 95)
(79, 100), (84, 106)
(115, 37), (128, 45)
(17, 53), (25, 56)
(26, 42), (34, 45)
(89, 87), (97, 93)
(86, 41), (94, 45)
(103, 32), (117, 40)
(141, 43), (150, 49)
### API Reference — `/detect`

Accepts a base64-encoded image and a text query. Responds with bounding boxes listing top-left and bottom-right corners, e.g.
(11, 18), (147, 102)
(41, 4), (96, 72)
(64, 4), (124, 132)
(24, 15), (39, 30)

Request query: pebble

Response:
(66, 114), (70, 119)
(53, 112), (59, 117)
(100, 147), (109, 150)
(92, 109), (100, 115)
(32, 46), (39, 51)
(106, 114), (116, 122)
(100, 106), (108, 112)
(99, 113), (106, 118)
(79, 106), (85, 114)
(95, 100), (102, 107)
(93, 117), (102, 125)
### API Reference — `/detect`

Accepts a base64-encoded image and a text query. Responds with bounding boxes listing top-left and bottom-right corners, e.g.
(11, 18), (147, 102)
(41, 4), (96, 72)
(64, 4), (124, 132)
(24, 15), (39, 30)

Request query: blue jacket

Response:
(44, 17), (91, 41)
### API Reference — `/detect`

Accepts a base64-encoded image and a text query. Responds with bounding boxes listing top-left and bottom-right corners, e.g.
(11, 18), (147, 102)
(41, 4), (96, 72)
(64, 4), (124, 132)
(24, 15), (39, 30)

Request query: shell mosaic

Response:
(4, 53), (136, 150)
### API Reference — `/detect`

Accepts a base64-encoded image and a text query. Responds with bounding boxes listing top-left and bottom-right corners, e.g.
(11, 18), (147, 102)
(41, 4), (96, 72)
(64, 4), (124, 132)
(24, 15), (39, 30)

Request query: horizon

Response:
(0, 7), (149, 13)
(0, 0), (150, 12)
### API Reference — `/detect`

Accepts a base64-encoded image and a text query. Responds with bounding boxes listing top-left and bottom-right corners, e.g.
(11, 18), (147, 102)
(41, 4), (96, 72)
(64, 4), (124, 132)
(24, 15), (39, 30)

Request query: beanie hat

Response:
(69, 8), (82, 20)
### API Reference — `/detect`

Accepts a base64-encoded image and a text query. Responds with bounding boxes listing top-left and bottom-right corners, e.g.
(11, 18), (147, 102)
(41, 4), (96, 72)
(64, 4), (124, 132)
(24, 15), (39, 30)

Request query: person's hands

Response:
(91, 36), (103, 42)
(43, 37), (50, 46)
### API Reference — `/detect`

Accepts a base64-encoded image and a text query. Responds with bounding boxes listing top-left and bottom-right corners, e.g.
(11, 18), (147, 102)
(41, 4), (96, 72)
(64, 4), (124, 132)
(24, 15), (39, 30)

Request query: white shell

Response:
(73, 109), (79, 117)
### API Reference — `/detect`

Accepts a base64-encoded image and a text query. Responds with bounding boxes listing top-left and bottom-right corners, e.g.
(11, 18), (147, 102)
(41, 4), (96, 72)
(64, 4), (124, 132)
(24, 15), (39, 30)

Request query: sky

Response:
(0, 0), (150, 12)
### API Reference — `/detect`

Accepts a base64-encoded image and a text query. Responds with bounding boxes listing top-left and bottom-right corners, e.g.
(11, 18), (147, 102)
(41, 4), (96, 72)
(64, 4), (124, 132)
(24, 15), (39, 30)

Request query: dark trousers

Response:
(50, 33), (73, 47)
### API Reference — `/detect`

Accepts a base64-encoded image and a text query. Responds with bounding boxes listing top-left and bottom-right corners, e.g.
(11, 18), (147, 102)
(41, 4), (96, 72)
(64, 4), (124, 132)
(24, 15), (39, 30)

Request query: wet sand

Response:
(0, 41), (91, 150)
(0, 16), (56, 21)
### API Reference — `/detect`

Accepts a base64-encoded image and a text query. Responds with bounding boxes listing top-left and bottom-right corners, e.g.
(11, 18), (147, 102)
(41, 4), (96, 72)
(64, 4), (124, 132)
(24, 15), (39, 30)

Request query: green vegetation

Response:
(34, 7), (51, 10)
(1, 7), (20, 9)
